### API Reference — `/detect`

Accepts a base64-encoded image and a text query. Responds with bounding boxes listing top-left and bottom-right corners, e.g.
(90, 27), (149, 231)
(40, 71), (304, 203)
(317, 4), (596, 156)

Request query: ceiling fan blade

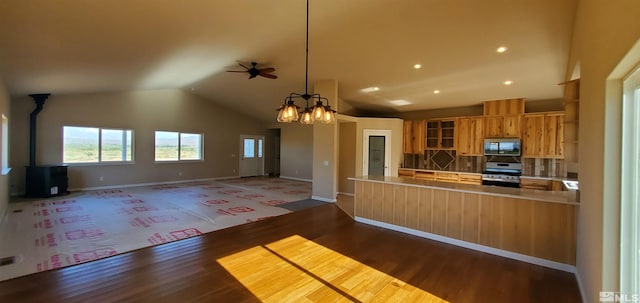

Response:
(259, 73), (278, 79)
(238, 63), (250, 70)
(248, 74), (258, 79)
(258, 67), (275, 73)
(226, 70), (247, 73)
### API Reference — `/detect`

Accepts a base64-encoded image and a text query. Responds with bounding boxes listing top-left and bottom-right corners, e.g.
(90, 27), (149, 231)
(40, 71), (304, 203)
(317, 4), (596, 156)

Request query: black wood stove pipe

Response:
(28, 93), (50, 167)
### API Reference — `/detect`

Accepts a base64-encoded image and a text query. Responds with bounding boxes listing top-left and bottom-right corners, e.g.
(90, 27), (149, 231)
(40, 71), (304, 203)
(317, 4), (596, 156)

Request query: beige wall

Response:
(339, 122), (356, 194)
(355, 117), (403, 178)
(392, 99), (564, 121)
(567, 0), (640, 302)
(0, 75), (9, 220)
(279, 123), (313, 181)
(312, 122), (337, 200)
(9, 89), (267, 193)
(393, 104), (484, 120)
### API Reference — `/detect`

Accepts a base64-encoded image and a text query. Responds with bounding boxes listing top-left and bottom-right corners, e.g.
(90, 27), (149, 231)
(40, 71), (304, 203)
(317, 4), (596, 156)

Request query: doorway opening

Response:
(266, 129), (281, 177)
(362, 129), (391, 176)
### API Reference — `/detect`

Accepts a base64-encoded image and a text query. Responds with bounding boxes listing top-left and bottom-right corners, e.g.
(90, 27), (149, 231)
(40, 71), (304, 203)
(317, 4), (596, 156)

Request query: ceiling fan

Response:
(227, 62), (277, 79)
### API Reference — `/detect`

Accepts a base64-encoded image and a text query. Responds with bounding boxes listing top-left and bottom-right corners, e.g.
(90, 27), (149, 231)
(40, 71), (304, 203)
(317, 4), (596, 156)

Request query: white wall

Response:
(567, 0), (640, 302)
(0, 75), (9, 221)
(9, 89), (267, 193)
(355, 117), (404, 178)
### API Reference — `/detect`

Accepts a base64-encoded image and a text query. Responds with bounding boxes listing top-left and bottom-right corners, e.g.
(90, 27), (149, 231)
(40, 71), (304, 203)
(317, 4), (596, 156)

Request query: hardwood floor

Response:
(0, 204), (581, 303)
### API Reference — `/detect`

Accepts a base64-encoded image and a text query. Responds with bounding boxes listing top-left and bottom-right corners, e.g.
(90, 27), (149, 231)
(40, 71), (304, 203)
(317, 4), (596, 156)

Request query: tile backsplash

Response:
(403, 151), (484, 173)
(402, 152), (566, 177)
(521, 158), (565, 177)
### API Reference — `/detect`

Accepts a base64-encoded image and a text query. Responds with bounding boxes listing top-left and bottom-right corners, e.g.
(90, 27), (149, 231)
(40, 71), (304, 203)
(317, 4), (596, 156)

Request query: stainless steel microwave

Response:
(483, 138), (521, 156)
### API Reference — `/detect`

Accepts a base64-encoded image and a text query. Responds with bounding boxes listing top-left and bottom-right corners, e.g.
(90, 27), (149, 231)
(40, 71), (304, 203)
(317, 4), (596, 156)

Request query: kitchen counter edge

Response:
(349, 176), (579, 205)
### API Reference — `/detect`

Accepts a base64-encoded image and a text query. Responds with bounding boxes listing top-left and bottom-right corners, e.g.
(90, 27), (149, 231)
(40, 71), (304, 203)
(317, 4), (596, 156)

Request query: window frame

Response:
(620, 64), (640, 295)
(154, 130), (204, 163)
(62, 126), (135, 166)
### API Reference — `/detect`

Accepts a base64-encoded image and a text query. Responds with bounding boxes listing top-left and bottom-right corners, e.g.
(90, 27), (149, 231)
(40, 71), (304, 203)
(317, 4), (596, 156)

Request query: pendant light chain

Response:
(276, 0), (336, 124)
(304, 0), (309, 96)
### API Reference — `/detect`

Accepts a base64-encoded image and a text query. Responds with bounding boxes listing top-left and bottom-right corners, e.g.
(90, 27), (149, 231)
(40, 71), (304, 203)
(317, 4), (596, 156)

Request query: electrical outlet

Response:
(99, 176), (104, 181)
(178, 172), (183, 177)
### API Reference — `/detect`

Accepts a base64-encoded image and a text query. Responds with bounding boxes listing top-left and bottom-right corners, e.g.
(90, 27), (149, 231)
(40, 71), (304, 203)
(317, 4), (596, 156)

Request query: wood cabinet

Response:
(354, 179), (577, 265)
(458, 173), (482, 185)
(484, 115), (522, 138)
(520, 178), (567, 191)
(483, 98), (525, 116)
(415, 170), (436, 180)
(520, 178), (551, 190)
(403, 120), (412, 153)
(544, 113), (564, 158)
(435, 171), (459, 183)
(426, 119), (455, 150)
(522, 112), (564, 158)
(503, 115), (522, 137)
(398, 168), (415, 178)
(399, 169), (482, 185)
(457, 117), (484, 156)
(402, 120), (425, 154)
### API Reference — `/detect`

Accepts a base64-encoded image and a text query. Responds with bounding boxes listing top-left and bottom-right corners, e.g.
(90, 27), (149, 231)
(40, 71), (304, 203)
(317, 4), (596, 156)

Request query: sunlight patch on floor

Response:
(217, 235), (449, 302)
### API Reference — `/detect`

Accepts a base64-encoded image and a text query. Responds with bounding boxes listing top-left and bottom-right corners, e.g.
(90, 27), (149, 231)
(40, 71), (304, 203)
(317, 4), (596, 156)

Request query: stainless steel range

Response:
(482, 161), (522, 188)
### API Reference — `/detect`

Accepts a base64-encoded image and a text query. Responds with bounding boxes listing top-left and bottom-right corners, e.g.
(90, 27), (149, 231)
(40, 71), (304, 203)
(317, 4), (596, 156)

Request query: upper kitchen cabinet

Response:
(484, 115), (522, 138)
(523, 114), (545, 157)
(403, 120), (425, 154)
(483, 98), (525, 116)
(457, 117), (484, 156)
(483, 98), (524, 139)
(426, 119), (456, 150)
(522, 112), (564, 158)
(544, 113), (564, 158)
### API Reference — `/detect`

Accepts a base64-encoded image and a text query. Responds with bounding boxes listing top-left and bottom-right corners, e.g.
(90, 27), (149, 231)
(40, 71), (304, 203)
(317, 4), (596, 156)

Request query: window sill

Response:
(64, 162), (135, 167)
(154, 159), (204, 164)
(1, 167), (11, 175)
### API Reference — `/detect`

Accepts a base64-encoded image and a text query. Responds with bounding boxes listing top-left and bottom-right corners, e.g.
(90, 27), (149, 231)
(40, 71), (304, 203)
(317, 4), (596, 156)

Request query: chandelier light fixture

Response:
(276, 0), (336, 124)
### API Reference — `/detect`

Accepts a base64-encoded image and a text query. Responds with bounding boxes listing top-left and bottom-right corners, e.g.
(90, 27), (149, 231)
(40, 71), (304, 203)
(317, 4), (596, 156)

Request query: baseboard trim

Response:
(279, 176), (312, 183)
(70, 176), (239, 192)
(337, 192), (354, 197)
(311, 196), (336, 203)
(355, 216), (577, 273)
(574, 267), (587, 303)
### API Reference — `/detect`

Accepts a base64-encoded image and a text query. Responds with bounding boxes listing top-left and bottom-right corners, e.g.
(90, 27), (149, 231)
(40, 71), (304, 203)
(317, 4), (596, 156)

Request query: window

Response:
(243, 138), (255, 158)
(621, 65), (640, 295)
(155, 131), (203, 162)
(63, 126), (133, 164)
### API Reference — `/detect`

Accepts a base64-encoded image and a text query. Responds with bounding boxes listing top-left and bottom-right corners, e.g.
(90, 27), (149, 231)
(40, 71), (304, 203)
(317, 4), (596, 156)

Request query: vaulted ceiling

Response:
(0, 0), (578, 122)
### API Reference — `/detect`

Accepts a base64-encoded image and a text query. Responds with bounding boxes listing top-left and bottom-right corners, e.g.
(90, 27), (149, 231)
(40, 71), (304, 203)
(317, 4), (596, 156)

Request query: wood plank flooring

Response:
(0, 204), (581, 303)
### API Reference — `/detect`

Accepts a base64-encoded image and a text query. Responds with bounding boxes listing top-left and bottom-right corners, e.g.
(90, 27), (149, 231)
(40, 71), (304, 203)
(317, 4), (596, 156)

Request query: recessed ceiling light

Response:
(433, 90), (440, 94)
(361, 86), (380, 93)
(497, 46), (508, 53)
(414, 64), (422, 69)
(504, 80), (513, 85)
(389, 99), (412, 106)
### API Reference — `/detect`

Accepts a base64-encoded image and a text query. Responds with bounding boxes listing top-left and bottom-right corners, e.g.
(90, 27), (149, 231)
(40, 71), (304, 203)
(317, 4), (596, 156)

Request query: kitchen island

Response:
(349, 176), (578, 271)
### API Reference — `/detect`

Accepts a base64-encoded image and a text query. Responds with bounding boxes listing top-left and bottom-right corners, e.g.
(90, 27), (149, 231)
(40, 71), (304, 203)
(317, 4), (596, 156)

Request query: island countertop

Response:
(349, 175), (579, 205)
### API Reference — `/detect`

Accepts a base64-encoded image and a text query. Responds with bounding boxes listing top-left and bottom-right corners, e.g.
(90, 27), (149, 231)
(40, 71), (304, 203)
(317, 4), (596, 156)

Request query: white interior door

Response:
(239, 135), (264, 177)
(363, 129), (391, 176)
